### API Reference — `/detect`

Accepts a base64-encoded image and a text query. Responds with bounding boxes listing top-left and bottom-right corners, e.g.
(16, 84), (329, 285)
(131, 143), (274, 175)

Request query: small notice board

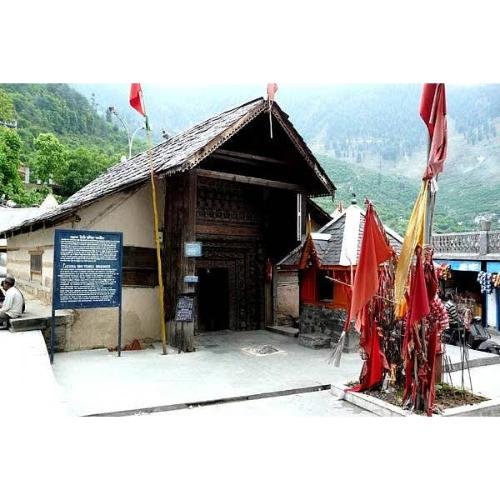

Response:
(175, 294), (195, 322)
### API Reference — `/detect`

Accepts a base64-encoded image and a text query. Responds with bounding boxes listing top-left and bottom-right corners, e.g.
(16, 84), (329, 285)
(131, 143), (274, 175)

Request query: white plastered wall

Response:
(6, 181), (165, 350)
(276, 270), (299, 324)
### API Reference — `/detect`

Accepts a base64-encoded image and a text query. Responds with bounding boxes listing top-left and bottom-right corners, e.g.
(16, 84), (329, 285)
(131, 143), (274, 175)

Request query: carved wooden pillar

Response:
(164, 172), (197, 352)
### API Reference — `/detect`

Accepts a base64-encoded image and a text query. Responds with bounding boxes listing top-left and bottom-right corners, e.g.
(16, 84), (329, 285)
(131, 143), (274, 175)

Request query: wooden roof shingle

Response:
(2, 97), (334, 237)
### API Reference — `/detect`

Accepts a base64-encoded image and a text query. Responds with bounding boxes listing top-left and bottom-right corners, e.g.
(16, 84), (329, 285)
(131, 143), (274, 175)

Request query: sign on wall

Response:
(53, 229), (123, 309)
(175, 294), (195, 322)
(184, 242), (202, 257)
(51, 229), (123, 362)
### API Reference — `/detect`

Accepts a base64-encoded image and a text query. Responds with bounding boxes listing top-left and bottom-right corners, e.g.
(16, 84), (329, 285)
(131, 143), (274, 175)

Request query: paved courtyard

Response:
(51, 329), (368, 416)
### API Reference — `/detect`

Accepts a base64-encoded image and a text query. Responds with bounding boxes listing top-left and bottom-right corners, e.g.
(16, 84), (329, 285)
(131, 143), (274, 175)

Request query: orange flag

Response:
(349, 202), (393, 322)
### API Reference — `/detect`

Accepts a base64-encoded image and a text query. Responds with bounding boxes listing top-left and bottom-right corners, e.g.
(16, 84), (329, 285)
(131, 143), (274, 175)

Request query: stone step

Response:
(298, 333), (331, 349)
(265, 325), (299, 337)
(9, 312), (74, 333)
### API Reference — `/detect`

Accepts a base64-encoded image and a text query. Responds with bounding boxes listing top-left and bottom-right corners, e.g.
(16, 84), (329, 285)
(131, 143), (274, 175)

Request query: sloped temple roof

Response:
(2, 97), (335, 237)
(278, 203), (403, 269)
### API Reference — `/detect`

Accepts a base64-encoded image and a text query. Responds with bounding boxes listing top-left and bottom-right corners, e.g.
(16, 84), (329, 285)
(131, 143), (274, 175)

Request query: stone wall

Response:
(299, 303), (359, 351)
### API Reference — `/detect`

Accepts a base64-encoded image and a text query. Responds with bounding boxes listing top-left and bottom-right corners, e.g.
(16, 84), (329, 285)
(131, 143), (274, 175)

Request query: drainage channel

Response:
(85, 384), (331, 417)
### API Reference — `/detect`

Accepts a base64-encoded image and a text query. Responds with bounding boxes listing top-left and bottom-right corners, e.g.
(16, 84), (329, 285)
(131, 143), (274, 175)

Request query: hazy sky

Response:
(3, 1), (499, 84)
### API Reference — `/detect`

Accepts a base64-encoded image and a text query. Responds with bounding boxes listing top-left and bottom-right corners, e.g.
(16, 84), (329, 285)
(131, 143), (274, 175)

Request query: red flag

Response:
(348, 203), (394, 321)
(420, 83), (447, 179)
(129, 83), (146, 116)
(406, 245), (431, 329)
(349, 309), (389, 392)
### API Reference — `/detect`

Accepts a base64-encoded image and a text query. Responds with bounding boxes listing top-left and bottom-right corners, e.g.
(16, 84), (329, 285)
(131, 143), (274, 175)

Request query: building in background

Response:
(277, 197), (403, 350)
(433, 228), (500, 331)
(1, 98), (336, 352)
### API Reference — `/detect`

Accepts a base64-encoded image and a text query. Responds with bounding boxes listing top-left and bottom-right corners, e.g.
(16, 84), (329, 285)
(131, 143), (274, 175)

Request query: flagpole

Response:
(142, 108), (168, 356)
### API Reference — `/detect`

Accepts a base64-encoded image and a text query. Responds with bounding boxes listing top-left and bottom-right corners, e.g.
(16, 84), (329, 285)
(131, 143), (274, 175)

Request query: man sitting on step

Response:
(0, 277), (25, 328)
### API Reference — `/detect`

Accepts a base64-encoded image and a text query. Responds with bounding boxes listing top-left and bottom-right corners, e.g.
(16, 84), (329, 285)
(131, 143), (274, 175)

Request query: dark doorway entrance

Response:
(197, 267), (229, 331)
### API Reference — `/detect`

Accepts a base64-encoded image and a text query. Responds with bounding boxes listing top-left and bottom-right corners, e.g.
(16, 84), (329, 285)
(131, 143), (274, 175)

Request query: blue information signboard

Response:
(53, 229), (123, 309)
(51, 229), (123, 361)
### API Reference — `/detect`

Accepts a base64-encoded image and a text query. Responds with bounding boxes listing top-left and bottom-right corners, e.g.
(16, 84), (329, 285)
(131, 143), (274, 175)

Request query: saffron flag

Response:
(348, 202), (393, 321)
(420, 83), (447, 179)
(129, 83), (146, 116)
(394, 181), (428, 317)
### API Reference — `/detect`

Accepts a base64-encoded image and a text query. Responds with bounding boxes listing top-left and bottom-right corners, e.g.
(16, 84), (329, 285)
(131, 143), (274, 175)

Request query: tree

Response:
(55, 146), (117, 197)
(0, 128), (23, 199)
(0, 90), (16, 122)
(32, 133), (67, 184)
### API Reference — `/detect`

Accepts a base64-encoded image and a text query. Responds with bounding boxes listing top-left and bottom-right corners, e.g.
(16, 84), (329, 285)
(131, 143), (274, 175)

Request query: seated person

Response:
(0, 277), (25, 326)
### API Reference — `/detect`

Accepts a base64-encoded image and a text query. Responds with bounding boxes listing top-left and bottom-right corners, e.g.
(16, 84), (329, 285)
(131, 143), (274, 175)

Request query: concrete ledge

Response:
(9, 311), (74, 332)
(331, 384), (410, 417)
(265, 325), (299, 337)
(442, 399), (500, 417)
(448, 356), (500, 372)
(332, 383), (500, 417)
(298, 333), (331, 349)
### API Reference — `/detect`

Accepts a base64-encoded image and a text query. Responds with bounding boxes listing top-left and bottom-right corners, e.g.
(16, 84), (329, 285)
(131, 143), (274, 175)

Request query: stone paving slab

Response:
(0, 330), (67, 416)
(52, 330), (364, 416)
(444, 344), (500, 371)
(139, 389), (373, 417)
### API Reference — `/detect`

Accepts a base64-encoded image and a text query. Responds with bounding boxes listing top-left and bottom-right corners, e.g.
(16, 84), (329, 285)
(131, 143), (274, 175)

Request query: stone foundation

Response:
(298, 303), (359, 352)
(10, 311), (75, 352)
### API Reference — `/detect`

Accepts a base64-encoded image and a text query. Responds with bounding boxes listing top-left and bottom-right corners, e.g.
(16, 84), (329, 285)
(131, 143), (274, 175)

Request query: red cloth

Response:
(406, 246), (430, 329)
(420, 83), (447, 179)
(350, 308), (388, 392)
(348, 203), (393, 323)
(130, 83), (146, 116)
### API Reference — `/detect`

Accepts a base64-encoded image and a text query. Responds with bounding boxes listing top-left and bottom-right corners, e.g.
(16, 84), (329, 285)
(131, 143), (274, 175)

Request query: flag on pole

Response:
(267, 82), (278, 139)
(267, 82), (278, 102)
(129, 83), (146, 116)
(394, 181), (427, 317)
(342, 202), (393, 386)
(349, 202), (393, 322)
(420, 83), (447, 180)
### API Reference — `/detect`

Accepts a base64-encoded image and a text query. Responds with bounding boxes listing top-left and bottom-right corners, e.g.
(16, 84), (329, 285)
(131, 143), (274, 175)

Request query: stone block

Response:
(298, 333), (331, 349)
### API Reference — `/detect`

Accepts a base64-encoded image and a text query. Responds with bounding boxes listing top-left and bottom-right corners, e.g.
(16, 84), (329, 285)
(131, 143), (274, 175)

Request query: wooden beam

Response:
(215, 149), (288, 165)
(196, 224), (260, 237)
(211, 153), (261, 167)
(196, 169), (304, 192)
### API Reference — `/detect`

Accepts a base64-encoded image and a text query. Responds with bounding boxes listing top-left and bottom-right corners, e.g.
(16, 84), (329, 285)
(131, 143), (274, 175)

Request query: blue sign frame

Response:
(51, 229), (123, 362)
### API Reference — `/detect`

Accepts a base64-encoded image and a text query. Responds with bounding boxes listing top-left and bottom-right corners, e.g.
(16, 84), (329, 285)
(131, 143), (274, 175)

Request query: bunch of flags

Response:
(343, 83), (448, 415)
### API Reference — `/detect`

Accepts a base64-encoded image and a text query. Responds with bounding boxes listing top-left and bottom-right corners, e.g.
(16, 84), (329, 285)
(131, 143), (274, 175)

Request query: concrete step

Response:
(9, 311), (73, 333)
(265, 325), (299, 337)
(85, 384), (332, 417)
(298, 333), (331, 349)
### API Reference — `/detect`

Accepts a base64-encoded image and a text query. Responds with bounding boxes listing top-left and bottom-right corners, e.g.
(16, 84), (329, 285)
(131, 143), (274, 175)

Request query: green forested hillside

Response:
(76, 83), (500, 232)
(313, 155), (499, 234)
(0, 84), (143, 204)
(1, 83), (498, 233)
